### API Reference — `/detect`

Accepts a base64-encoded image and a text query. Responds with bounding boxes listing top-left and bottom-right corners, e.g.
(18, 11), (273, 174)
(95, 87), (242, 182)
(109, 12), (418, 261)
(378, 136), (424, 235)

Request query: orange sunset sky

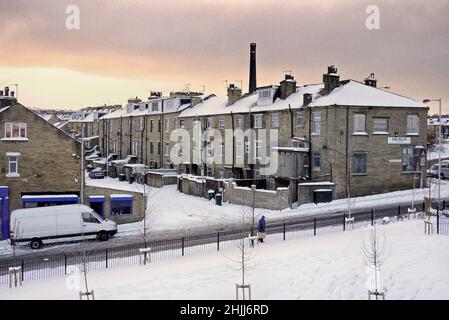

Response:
(0, 0), (448, 114)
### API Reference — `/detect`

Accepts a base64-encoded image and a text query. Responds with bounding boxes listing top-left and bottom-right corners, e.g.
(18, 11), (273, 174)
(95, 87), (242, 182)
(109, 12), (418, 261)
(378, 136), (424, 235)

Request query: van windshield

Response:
(91, 211), (104, 222)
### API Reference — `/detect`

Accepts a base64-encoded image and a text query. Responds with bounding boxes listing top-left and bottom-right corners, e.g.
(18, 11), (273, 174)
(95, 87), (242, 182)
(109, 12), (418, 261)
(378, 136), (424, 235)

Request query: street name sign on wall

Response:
(388, 137), (411, 144)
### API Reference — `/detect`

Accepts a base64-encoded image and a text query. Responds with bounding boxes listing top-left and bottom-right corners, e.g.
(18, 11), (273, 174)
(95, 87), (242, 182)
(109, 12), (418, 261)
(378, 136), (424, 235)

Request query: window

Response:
(402, 146), (420, 172)
(82, 212), (100, 224)
(271, 113), (279, 128)
(296, 112), (303, 128)
(158, 120), (161, 132)
(131, 141), (140, 155)
(254, 114), (263, 129)
(373, 118), (388, 133)
(165, 142), (169, 156)
(165, 100), (173, 109)
(157, 142), (161, 155)
(139, 117), (144, 130)
(352, 152), (368, 175)
(179, 119), (185, 129)
(254, 140), (262, 160)
(207, 118), (212, 128)
(292, 139), (302, 148)
(407, 114), (419, 135)
(258, 89), (271, 99)
(150, 120), (154, 132)
(164, 119), (169, 132)
(236, 118), (242, 128)
(111, 200), (132, 215)
(353, 114), (366, 133)
(150, 142), (154, 154)
(219, 119), (225, 129)
(151, 102), (159, 112)
(218, 143), (225, 157)
(312, 151), (321, 171)
(312, 113), (321, 135)
(4, 122), (27, 139)
(7, 154), (19, 177)
(236, 141), (243, 158)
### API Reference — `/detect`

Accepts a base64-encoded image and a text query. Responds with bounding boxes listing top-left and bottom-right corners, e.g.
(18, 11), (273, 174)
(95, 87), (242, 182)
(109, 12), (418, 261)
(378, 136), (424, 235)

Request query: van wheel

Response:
(97, 231), (109, 242)
(30, 238), (43, 249)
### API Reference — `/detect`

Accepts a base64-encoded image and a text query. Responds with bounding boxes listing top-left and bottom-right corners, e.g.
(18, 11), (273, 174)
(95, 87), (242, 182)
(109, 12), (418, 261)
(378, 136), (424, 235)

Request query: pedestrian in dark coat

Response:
(257, 216), (266, 242)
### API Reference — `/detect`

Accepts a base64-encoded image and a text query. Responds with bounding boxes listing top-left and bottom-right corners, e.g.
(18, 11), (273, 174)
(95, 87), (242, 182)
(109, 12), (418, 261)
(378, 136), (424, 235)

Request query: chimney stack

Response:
(280, 74), (297, 99)
(4, 86), (9, 97)
(249, 43), (257, 94)
(322, 65), (340, 94)
(227, 84), (242, 106)
(364, 73), (377, 88)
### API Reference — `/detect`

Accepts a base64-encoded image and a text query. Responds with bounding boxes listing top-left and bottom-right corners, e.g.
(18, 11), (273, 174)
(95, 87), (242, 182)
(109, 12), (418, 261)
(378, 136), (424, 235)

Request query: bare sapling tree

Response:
(362, 224), (390, 300)
(137, 183), (161, 265)
(79, 227), (93, 299)
(345, 171), (355, 228)
(224, 212), (258, 300)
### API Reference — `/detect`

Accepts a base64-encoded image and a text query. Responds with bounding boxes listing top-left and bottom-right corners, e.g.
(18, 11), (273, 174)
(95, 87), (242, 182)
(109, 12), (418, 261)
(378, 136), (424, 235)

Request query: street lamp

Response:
(423, 98), (443, 209)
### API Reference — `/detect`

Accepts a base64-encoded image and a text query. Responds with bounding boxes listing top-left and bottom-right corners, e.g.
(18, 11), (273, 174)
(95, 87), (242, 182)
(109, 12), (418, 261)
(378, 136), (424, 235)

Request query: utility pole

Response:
(81, 126), (85, 204)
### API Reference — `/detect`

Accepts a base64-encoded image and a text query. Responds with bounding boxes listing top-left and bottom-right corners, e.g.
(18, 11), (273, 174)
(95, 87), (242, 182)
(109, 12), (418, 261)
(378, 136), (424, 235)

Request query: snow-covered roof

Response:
(309, 80), (425, 108)
(428, 117), (449, 126)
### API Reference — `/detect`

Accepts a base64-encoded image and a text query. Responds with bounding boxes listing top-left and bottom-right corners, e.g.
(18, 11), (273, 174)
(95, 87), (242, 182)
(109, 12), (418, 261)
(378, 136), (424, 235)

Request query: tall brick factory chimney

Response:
(249, 43), (257, 94)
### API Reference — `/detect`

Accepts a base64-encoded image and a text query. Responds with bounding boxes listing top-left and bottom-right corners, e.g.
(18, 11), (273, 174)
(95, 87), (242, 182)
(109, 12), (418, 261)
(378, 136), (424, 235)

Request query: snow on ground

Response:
(1, 219), (448, 300)
(118, 179), (449, 237)
(428, 143), (449, 160)
(86, 175), (146, 194)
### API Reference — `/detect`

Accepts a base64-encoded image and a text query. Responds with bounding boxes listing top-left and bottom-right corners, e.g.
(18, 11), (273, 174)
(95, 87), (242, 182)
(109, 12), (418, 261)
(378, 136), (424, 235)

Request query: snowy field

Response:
(428, 142), (449, 160)
(1, 219), (448, 300)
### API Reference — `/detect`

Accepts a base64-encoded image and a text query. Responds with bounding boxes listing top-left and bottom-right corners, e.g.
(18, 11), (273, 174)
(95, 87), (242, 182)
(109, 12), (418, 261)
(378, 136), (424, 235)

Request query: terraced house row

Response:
(63, 64), (428, 206)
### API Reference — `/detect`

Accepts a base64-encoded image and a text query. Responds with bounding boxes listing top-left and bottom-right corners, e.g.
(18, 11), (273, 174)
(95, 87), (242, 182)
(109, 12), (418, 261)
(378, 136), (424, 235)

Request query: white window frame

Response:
(207, 118), (212, 129)
(258, 89), (271, 99)
(164, 142), (169, 156)
(254, 114), (263, 129)
(296, 112), (303, 128)
(254, 140), (262, 160)
(312, 113), (321, 135)
(312, 150), (321, 171)
(406, 114), (419, 135)
(179, 119), (185, 129)
(218, 142), (225, 157)
(236, 118), (242, 128)
(236, 141), (243, 158)
(3, 122), (28, 140)
(271, 113), (279, 128)
(6, 152), (20, 177)
(164, 119), (169, 132)
(372, 117), (389, 134)
(218, 119), (225, 129)
(353, 113), (367, 134)
(244, 142), (250, 154)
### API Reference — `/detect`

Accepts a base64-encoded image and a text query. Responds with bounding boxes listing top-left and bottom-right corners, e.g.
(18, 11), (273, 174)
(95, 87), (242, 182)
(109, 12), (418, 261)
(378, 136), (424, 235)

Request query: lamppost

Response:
(423, 98), (442, 209)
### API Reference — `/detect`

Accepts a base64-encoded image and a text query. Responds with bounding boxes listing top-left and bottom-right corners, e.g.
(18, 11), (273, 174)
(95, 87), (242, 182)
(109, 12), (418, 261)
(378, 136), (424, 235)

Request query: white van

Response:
(10, 204), (117, 249)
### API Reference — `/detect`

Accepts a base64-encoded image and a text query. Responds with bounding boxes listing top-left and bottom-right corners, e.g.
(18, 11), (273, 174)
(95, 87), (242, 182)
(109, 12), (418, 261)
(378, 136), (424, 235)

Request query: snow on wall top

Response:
(309, 80), (425, 108)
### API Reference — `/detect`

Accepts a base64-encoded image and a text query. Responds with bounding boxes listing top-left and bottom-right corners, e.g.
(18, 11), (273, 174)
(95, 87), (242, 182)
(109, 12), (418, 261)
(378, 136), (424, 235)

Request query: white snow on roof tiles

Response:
(309, 80), (425, 108)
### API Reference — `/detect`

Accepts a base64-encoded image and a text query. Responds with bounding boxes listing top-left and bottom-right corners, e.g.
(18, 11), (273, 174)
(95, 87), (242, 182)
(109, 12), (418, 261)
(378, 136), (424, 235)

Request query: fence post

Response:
(443, 200), (446, 211)
(64, 254), (67, 275)
(283, 222), (286, 241)
(217, 232), (220, 251)
(182, 238), (185, 256)
(398, 205), (401, 216)
(371, 209), (374, 226)
(105, 249), (108, 269)
(314, 218), (317, 236)
(343, 214), (346, 231)
(21, 260), (24, 281)
(437, 208), (440, 235)
(423, 201), (426, 212)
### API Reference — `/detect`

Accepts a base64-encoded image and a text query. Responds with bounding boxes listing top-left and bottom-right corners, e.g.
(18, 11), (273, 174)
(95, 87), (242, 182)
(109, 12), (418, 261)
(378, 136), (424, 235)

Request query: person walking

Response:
(257, 215), (266, 243)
